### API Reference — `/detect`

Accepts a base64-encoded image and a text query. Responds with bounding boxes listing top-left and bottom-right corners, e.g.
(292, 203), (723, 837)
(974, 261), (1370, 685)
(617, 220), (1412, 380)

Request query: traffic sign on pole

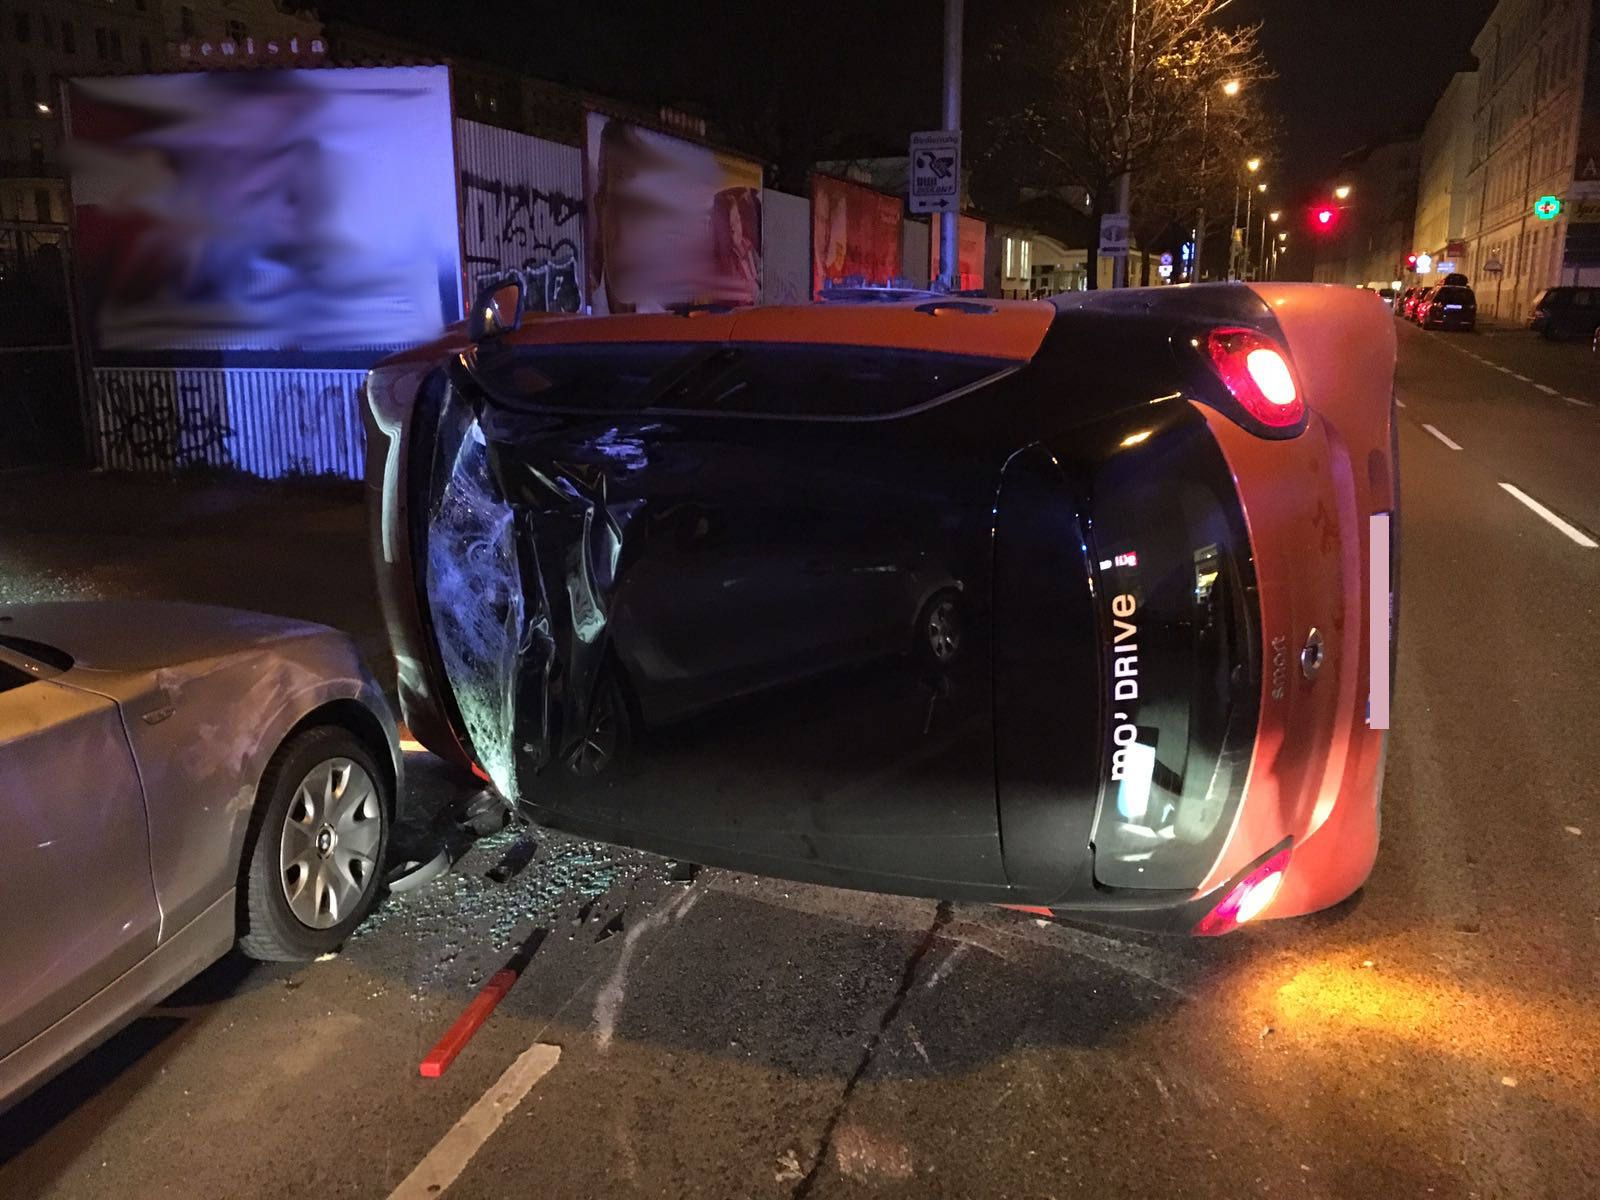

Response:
(1099, 213), (1130, 258)
(909, 130), (961, 214)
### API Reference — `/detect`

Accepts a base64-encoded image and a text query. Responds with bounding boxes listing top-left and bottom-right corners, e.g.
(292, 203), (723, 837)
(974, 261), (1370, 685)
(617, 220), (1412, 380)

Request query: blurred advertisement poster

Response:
(67, 66), (462, 356)
(927, 212), (987, 292)
(810, 174), (904, 298)
(584, 112), (762, 314)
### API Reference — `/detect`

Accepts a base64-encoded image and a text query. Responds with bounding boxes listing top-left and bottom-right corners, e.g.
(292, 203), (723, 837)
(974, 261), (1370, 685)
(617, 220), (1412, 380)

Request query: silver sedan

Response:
(0, 601), (402, 1111)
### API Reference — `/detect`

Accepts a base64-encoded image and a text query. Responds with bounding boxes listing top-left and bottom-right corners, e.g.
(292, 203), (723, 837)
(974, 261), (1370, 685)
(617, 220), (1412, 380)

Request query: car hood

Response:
(0, 601), (333, 673)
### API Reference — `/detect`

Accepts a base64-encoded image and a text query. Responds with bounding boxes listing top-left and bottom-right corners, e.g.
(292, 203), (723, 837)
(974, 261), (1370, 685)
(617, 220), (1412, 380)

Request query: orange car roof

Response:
(495, 299), (1055, 362)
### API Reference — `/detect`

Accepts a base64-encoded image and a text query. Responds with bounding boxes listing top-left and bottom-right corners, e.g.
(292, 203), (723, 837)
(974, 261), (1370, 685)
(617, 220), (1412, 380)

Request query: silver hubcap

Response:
(279, 758), (382, 929)
(928, 600), (960, 663)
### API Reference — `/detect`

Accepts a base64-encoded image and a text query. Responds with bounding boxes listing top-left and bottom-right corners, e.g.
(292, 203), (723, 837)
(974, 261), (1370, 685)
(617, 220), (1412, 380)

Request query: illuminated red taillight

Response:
(1193, 846), (1293, 936)
(1204, 327), (1305, 430)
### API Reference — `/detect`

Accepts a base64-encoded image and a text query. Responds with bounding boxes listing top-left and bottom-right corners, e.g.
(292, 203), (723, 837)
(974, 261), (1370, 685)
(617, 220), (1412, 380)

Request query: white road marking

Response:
(1498, 483), (1599, 549)
(1535, 384), (1559, 395)
(1422, 423), (1463, 450)
(1512, 372), (1531, 382)
(1564, 395), (1594, 407)
(387, 1043), (562, 1200)
(1395, 398), (1407, 408)
(1495, 365), (1514, 373)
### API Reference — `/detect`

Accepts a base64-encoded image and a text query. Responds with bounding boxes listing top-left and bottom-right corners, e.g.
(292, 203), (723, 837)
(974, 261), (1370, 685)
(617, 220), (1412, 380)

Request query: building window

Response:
(42, 13), (54, 48)
(135, 0), (147, 10)
(139, 36), (151, 70)
(226, 19), (247, 41)
(21, 68), (38, 108)
(1004, 237), (1015, 277)
(489, 95), (499, 113)
(180, 6), (196, 38)
(35, 188), (53, 222)
(95, 27), (109, 59)
(109, 29), (123, 62)
(1020, 239), (1031, 277)
(30, 136), (45, 173)
(15, 11), (32, 42)
(62, 20), (76, 53)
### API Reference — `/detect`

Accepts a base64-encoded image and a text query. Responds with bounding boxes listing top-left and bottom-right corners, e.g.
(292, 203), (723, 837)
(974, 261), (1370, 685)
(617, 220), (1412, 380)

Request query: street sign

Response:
(908, 130), (961, 214)
(1157, 251), (1173, 280)
(1535, 195), (1562, 220)
(1099, 212), (1130, 258)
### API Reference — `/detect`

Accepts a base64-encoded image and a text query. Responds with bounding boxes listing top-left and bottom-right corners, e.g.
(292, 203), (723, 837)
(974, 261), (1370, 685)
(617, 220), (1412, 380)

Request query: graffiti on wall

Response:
(99, 374), (231, 470)
(460, 170), (583, 314)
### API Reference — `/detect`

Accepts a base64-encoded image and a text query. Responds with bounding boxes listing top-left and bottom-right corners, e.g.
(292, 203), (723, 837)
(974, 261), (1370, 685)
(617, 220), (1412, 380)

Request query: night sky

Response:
(1231, 0), (1498, 204)
(326, 0), (1501, 207)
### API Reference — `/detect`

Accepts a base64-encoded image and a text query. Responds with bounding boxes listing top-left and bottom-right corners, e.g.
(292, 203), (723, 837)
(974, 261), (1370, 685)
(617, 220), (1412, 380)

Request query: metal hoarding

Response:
(811, 174), (905, 297)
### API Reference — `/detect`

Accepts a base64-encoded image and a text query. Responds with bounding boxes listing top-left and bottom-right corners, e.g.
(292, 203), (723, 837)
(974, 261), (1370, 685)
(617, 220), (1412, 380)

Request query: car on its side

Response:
(1419, 284), (1477, 331)
(0, 602), (400, 1112)
(1527, 286), (1600, 340)
(365, 280), (1396, 941)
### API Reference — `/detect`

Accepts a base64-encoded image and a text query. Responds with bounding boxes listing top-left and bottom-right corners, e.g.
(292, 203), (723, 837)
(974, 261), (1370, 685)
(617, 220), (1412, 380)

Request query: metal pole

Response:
(1244, 186), (1253, 280)
(1192, 98), (1208, 283)
(1259, 214), (1267, 280)
(939, 0), (963, 290)
(1229, 184), (1240, 280)
(1112, 0), (1138, 288)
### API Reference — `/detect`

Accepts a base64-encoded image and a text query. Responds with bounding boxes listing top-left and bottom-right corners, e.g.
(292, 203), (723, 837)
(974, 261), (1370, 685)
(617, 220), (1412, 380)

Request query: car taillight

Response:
(1193, 846), (1293, 936)
(1204, 327), (1305, 429)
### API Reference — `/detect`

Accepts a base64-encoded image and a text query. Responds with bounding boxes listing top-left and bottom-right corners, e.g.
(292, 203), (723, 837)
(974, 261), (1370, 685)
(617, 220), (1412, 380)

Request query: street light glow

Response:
(1246, 157), (1262, 172)
(1269, 210), (1281, 222)
(1258, 182), (1267, 193)
(35, 101), (51, 115)
(1222, 79), (1242, 97)
(1334, 185), (1352, 201)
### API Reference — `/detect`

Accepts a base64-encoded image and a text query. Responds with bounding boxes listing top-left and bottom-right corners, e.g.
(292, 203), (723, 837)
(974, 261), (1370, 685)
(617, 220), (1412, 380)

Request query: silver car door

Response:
(0, 659), (160, 1060)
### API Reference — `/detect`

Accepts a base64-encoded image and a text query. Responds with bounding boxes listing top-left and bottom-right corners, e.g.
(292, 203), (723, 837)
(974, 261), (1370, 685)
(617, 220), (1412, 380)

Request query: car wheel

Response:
(917, 590), (964, 668)
(563, 670), (631, 778)
(238, 726), (391, 961)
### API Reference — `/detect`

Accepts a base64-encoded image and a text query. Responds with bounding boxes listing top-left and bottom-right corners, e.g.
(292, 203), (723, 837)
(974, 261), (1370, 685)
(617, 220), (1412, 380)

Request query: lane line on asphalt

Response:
(1422, 423), (1463, 450)
(387, 1044), (562, 1200)
(1495, 364), (1514, 374)
(1395, 398), (1407, 408)
(1498, 483), (1599, 549)
(1535, 383), (1559, 395)
(1565, 395), (1594, 407)
(1512, 372), (1532, 381)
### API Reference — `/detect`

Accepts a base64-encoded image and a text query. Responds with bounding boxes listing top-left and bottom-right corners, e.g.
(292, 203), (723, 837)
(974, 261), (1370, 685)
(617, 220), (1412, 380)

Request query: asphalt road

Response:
(2, 320), (1597, 1199)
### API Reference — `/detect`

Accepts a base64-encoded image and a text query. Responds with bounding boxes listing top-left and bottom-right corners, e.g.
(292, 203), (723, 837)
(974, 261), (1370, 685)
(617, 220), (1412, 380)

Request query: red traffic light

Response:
(1316, 208), (1335, 226)
(1406, 254), (1418, 268)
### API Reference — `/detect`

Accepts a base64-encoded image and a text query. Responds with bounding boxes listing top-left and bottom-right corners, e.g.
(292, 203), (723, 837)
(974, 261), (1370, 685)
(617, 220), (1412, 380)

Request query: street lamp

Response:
(1334, 184), (1352, 201)
(1232, 156), (1264, 280)
(1195, 77), (1245, 282)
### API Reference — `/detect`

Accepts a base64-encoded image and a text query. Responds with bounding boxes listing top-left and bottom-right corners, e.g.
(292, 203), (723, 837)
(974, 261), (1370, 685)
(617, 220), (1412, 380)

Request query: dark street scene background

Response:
(2, 0), (1597, 1197)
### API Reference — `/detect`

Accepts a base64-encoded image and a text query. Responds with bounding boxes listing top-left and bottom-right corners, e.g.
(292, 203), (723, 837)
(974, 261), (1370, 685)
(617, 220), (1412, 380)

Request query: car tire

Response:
(238, 726), (392, 962)
(916, 589), (964, 669)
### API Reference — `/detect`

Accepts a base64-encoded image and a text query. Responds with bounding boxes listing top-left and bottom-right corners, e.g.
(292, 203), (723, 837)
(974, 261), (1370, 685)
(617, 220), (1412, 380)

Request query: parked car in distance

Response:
(1406, 287), (1436, 322)
(1395, 287), (1416, 317)
(1377, 287), (1397, 308)
(367, 277), (1397, 946)
(1528, 286), (1600, 340)
(0, 602), (401, 1112)
(1419, 284), (1477, 331)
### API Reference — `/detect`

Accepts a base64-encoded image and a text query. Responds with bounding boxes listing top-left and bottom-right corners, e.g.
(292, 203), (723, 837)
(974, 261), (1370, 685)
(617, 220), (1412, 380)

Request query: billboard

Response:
(67, 66), (462, 356)
(928, 213), (987, 292)
(810, 174), (904, 297)
(584, 112), (763, 313)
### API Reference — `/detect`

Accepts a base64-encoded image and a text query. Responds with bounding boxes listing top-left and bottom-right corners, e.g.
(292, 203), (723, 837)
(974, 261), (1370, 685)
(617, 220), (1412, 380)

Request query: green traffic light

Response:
(1535, 195), (1562, 220)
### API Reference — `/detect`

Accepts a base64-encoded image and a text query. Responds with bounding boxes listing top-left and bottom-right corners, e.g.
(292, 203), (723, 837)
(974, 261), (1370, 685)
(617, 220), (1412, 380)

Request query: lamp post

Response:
(1232, 156), (1261, 280)
(1260, 209), (1279, 282)
(1193, 78), (1242, 283)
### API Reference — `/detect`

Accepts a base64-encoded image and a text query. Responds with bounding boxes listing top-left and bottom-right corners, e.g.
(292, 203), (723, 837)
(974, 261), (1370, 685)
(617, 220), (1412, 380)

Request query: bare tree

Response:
(974, 0), (1274, 287)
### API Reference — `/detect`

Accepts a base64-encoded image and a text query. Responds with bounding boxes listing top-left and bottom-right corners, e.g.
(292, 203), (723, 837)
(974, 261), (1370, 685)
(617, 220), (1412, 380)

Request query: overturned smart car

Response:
(364, 282), (1397, 935)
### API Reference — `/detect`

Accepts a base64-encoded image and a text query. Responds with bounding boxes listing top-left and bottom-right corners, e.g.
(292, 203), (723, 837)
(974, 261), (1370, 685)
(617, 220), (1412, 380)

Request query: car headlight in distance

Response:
(1205, 327), (1305, 428)
(1192, 845), (1293, 936)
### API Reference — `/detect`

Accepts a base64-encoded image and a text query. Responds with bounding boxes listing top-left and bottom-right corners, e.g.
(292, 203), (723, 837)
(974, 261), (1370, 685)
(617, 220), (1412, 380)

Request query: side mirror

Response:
(469, 272), (525, 341)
